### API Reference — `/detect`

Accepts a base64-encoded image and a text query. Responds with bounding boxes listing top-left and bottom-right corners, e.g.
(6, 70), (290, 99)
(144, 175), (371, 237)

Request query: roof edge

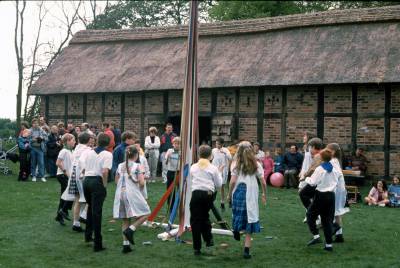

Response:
(70, 5), (400, 44)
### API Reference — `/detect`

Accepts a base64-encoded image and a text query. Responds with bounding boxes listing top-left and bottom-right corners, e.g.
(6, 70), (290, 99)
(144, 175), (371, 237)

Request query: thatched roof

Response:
(29, 5), (400, 95)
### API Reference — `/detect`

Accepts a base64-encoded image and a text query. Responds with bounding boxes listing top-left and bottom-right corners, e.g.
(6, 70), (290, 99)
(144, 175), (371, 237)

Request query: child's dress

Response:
(331, 158), (350, 216)
(231, 162), (264, 233)
(113, 162), (151, 219)
(388, 184), (400, 207)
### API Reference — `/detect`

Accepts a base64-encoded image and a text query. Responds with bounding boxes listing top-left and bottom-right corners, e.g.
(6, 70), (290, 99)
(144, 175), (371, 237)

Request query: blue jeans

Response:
(31, 147), (45, 178)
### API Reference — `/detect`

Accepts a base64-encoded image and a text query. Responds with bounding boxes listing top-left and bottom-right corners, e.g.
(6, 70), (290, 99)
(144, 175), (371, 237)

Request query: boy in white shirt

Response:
(305, 149), (339, 252)
(83, 133), (113, 252)
(212, 137), (231, 210)
(190, 145), (223, 256)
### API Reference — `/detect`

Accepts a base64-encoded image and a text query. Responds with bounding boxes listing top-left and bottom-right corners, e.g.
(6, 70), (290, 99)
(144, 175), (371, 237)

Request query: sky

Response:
(0, 1), (108, 120)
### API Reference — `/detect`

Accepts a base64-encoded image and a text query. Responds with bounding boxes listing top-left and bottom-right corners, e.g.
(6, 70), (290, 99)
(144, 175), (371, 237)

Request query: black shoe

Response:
(55, 215), (65, 226)
(94, 246), (106, 252)
(123, 228), (135, 245)
(122, 245), (132, 254)
(324, 246), (333, 252)
(334, 234), (344, 243)
(206, 239), (214, 247)
(243, 252), (252, 259)
(228, 201), (232, 208)
(307, 237), (322, 246)
(194, 250), (201, 256)
(85, 236), (94, 243)
(332, 223), (341, 235)
(79, 217), (87, 224)
(233, 231), (241, 241)
(220, 203), (225, 211)
(72, 225), (84, 233)
(58, 210), (71, 221)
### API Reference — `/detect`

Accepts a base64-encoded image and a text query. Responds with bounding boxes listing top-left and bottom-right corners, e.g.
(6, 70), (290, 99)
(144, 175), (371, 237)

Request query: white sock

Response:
(73, 221), (80, 227)
(313, 234), (320, 239)
(129, 225), (136, 231)
(325, 244), (332, 248)
(80, 209), (87, 219)
(123, 240), (130, 246)
(336, 228), (343, 235)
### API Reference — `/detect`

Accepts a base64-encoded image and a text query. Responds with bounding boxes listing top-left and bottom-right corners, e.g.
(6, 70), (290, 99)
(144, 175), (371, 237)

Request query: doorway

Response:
(167, 116), (211, 146)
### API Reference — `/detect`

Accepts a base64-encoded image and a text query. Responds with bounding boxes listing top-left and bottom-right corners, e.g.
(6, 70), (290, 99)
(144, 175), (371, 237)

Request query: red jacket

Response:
(104, 128), (115, 152)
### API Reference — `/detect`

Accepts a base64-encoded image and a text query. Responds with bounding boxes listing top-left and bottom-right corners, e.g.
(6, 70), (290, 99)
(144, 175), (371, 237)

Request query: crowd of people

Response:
(15, 117), (400, 258)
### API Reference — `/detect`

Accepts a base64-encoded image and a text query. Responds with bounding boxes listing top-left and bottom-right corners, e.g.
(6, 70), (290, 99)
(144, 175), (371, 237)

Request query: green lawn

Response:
(0, 163), (399, 268)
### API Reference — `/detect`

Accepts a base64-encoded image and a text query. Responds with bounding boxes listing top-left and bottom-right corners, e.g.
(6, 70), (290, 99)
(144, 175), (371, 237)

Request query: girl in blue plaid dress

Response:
(227, 141), (267, 259)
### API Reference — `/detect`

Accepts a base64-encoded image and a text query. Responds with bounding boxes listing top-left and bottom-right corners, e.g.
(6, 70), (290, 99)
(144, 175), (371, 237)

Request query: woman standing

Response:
(46, 125), (62, 178)
(227, 141), (267, 259)
(144, 127), (160, 183)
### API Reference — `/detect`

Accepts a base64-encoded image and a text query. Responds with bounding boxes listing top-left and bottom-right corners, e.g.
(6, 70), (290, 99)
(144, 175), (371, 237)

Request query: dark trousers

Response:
(190, 190), (214, 251)
(284, 169), (298, 188)
(166, 170), (176, 210)
(299, 183), (317, 210)
(57, 174), (73, 213)
(83, 176), (107, 248)
(307, 191), (335, 244)
(18, 151), (30, 181)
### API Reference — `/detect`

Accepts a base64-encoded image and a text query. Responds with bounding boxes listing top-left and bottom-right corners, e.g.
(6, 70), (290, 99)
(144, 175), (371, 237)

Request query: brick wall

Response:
(145, 92), (163, 113)
(286, 116), (317, 143)
(357, 118), (385, 145)
(238, 117), (257, 142)
(168, 90), (182, 112)
(105, 94), (121, 114)
(364, 151), (384, 177)
(124, 117), (141, 137)
(68, 95), (83, 116)
(239, 88), (258, 113)
(391, 85), (400, 113)
(125, 93), (142, 115)
(324, 117), (351, 145)
(263, 118), (281, 145)
(217, 89), (235, 113)
(87, 94), (102, 116)
(324, 86), (352, 113)
(199, 89), (211, 112)
(390, 151), (400, 176)
(264, 88), (282, 113)
(357, 86), (385, 114)
(49, 95), (65, 116)
(390, 118), (400, 145)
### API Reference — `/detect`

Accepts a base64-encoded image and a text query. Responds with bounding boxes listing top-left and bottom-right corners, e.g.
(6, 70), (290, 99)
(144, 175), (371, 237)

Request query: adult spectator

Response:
(39, 116), (48, 130)
(282, 145), (304, 188)
(349, 148), (368, 175)
(66, 122), (78, 141)
(159, 123), (177, 183)
(30, 118), (48, 182)
(57, 122), (66, 136)
(253, 142), (265, 162)
(111, 122), (122, 147)
(46, 125), (62, 178)
(102, 122), (115, 152)
(19, 121), (29, 136)
(81, 122), (94, 136)
(145, 127), (161, 183)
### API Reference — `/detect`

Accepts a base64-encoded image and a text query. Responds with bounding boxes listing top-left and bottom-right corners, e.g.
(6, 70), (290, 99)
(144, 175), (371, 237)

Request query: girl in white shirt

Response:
(305, 149), (339, 251)
(212, 137), (232, 210)
(114, 145), (150, 254)
(144, 127), (160, 183)
(228, 141), (266, 259)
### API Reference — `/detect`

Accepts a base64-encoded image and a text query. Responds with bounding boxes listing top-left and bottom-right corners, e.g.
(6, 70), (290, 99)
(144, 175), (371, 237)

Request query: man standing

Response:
(102, 122), (115, 153)
(30, 118), (48, 182)
(159, 123), (176, 183)
(282, 145), (303, 188)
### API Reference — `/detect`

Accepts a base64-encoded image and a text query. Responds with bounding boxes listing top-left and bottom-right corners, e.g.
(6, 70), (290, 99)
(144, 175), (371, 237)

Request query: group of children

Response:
(364, 176), (400, 207)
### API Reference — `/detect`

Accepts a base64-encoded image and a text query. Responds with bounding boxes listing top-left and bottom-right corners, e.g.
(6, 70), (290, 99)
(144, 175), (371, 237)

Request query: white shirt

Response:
(300, 150), (313, 179)
(190, 160), (222, 193)
(255, 150), (265, 162)
(305, 165), (339, 192)
(212, 147), (231, 177)
(57, 149), (73, 176)
(84, 150), (113, 177)
(144, 136), (160, 150)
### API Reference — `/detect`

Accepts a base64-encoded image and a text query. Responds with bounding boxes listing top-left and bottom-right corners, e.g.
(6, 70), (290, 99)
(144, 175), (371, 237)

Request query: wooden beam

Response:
(121, 93), (125, 131)
(101, 93), (105, 123)
(140, 92), (146, 145)
(281, 87), (287, 149)
(384, 85), (391, 178)
(163, 91), (169, 123)
(257, 87), (265, 146)
(64, 95), (68, 125)
(234, 88), (240, 140)
(83, 94), (87, 122)
(351, 86), (358, 152)
(317, 86), (324, 139)
(45, 95), (49, 120)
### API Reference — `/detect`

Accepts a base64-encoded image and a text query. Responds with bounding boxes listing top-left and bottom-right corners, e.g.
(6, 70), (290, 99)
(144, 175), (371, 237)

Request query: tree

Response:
(208, 1), (399, 21)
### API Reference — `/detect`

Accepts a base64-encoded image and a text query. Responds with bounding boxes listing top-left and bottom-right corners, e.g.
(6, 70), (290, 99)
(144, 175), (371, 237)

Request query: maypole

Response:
(177, 0), (199, 236)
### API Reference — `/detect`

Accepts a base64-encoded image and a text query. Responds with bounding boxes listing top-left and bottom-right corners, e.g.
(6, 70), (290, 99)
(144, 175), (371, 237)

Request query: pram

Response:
(0, 139), (19, 175)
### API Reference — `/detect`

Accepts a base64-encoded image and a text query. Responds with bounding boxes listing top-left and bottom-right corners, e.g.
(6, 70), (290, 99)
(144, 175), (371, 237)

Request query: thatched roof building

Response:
(29, 5), (400, 179)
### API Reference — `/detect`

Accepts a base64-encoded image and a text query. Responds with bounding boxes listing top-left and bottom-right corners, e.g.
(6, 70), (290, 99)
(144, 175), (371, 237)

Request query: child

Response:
(165, 137), (181, 209)
(364, 180), (389, 207)
(114, 146), (150, 253)
(228, 141), (266, 259)
(212, 137), (232, 210)
(83, 133), (113, 252)
(61, 132), (92, 232)
(135, 140), (150, 200)
(261, 149), (274, 184)
(190, 145), (223, 256)
(144, 127), (160, 183)
(55, 134), (75, 226)
(273, 147), (284, 173)
(305, 149), (339, 251)
(253, 142), (265, 162)
(326, 143), (349, 243)
(17, 129), (31, 181)
(388, 176), (400, 207)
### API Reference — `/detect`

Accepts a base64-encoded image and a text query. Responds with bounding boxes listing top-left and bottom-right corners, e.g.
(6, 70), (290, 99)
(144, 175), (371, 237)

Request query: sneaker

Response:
(122, 245), (132, 254)
(55, 215), (65, 226)
(59, 210), (71, 221)
(94, 246), (106, 252)
(72, 225), (84, 233)
(324, 246), (333, 252)
(123, 228), (135, 245)
(79, 216), (87, 224)
(334, 234), (344, 243)
(40, 177), (47, 182)
(307, 237), (322, 246)
(85, 236), (94, 243)
(32, 177), (37, 182)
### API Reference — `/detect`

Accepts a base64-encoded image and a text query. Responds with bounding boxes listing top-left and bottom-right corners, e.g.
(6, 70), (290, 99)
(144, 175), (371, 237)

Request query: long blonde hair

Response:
(234, 141), (258, 175)
(125, 145), (139, 177)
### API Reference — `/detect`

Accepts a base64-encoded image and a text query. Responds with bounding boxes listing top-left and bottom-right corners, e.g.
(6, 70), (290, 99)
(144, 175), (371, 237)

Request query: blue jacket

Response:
(18, 136), (30, 152)
(112, 142), (128, 176)
(283, 152), (304, 172)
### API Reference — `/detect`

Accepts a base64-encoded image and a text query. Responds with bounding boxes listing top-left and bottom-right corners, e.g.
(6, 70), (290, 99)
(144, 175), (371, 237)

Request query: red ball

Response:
(270, 172), (284, 187)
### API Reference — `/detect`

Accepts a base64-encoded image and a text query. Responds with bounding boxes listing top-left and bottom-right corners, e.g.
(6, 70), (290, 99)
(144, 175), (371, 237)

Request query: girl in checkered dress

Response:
(228, 141), (267, 259)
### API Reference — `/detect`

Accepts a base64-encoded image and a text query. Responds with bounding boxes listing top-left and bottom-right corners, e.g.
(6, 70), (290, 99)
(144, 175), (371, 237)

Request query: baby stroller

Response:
(0, 139), (19, 175)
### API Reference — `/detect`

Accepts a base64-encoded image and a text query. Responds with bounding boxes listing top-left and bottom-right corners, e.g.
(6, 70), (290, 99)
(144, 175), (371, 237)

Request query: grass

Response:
(0, 162), (399, 268)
